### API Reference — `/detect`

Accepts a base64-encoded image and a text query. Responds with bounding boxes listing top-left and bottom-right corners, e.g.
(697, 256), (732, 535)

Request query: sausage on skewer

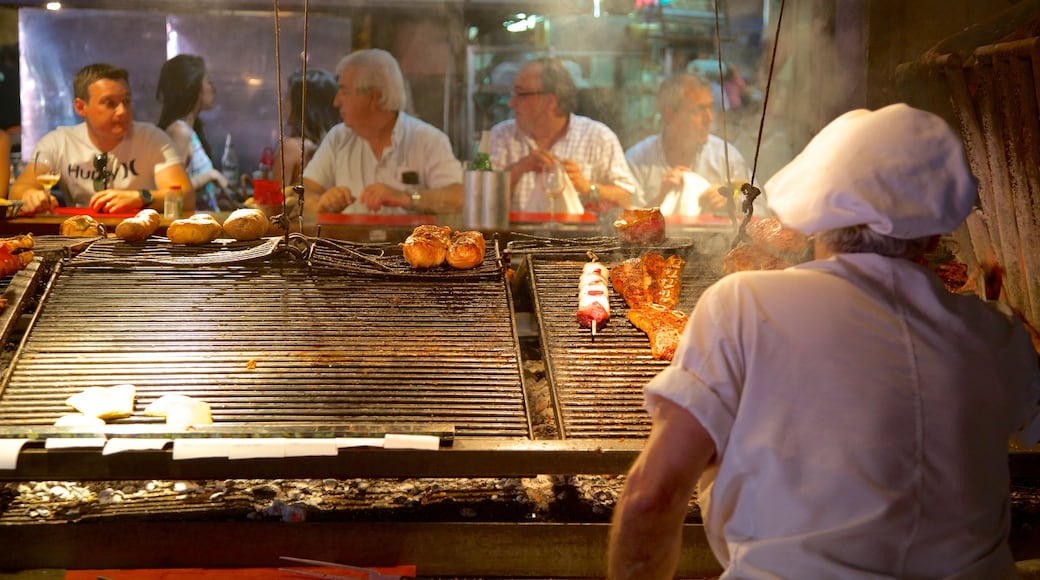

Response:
(576, 255), (610, 335)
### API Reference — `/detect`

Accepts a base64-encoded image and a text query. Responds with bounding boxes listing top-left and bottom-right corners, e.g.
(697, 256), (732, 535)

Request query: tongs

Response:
(279, 556), (416, 579)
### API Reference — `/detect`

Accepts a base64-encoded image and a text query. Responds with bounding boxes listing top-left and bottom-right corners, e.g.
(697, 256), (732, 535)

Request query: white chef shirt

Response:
(32, 122), (183, 208)
(303, 112), (462, 215)
(489, 114), (640, 213)
(646, 253), (1040, 578)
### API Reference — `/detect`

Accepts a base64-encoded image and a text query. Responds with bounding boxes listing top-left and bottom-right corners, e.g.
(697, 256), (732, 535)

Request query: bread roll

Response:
(402, 225), (451, 269)
(60, 215), (104, 237)
(222, 208), (270, 241)
(446, 230), (485, 270)
(115, 209), (162, 241)
(65, 384), (136, 420)
(167, 213), (222, 245)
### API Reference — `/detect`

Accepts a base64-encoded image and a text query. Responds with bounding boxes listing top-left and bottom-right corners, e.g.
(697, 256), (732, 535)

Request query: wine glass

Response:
(33, 154), (60, 202)
(540, 163), (564, 230)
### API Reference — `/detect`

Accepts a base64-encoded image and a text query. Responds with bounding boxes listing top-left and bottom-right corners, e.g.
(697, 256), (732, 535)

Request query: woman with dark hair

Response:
(273, 68), (339, 186)
(156, 54), (230, 211)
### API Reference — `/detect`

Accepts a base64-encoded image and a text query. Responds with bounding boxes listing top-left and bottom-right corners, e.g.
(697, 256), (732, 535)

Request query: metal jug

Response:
(463, 170), (510, 230)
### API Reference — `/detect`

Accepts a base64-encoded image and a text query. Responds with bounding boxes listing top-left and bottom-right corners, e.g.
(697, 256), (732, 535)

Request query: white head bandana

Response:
(764, 103), (978, 238)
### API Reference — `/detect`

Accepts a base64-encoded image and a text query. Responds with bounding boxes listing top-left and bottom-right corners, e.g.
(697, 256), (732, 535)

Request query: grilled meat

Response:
(723, 217), (808, 274)
(614, 207), (666, 244)
(723, 243), (793, 274)
(610, 252), (685, 310)
(609, 251), (688, 360)
(627, 304), (688, 360)
(610, 257), (653, 309)
(0, 233), (34, 278)
(745, 216), (810, 255)
(402, 225), (451, 269)
(577, 261), (610, 330)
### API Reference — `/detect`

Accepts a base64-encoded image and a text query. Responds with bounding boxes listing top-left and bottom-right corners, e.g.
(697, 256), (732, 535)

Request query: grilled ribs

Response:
(627, 304), (687, 361)
(610, 251), (688, 360)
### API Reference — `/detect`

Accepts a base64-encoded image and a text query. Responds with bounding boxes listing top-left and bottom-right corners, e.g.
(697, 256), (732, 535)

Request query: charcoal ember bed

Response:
(525, 247), (723, 438)
(0, 237), (530, 438)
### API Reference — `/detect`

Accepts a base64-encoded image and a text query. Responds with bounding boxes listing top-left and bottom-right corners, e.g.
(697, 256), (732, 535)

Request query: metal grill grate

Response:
(0, 251), (529, 438)
(68, 236), (282, 267)
(529, 250), (722, 438)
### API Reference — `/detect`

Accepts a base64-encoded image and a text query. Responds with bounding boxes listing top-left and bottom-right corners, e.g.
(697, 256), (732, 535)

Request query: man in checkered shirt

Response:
(488, 57), (640, 215)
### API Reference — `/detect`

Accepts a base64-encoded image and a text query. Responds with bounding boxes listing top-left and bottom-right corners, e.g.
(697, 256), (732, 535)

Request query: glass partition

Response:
(19, 7), (351, 175)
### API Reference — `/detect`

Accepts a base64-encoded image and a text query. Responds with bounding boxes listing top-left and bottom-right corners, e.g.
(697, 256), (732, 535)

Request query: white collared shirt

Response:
(647, 254), (1040, 578)
(303, 112), (462, 215)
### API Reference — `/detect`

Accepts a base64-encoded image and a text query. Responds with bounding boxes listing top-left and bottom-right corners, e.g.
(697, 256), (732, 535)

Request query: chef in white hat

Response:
(608, 103), (1040, 579)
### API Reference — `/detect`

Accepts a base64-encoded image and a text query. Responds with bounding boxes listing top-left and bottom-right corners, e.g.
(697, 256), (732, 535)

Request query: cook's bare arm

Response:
(608, 396), (715, 580)
(360, 182), (463, 214)
(10, 165), (58, 215)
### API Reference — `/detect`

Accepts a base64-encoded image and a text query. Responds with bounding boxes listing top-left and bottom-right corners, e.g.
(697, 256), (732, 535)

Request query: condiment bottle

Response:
(164, 184), (183, 220)
(469, 131), (492, 171)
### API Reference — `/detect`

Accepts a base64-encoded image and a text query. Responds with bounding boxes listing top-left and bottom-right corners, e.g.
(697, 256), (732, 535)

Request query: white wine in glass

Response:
(541, 163), (564, 229)
(33, 154), (59, 199)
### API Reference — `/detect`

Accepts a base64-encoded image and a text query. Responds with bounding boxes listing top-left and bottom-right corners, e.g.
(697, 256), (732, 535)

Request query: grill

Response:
(896, 37), (1040, 329)
(523, 244), (723, 438)
(0, 236), (529, 439)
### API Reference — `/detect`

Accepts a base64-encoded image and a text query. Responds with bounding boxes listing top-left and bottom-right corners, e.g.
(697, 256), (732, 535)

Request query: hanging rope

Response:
(750, 0), (785, 187)
(271, 0), (312, 239)
(729, 0), (785, 249)
(272, 0), (287, 234)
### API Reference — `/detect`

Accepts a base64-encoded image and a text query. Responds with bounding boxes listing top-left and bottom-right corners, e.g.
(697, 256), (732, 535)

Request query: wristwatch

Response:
(139, 189), (154, 206)
(587, 183), (600, 204)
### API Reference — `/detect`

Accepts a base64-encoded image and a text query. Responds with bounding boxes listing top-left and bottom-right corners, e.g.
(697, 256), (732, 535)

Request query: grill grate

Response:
(0, 244), (529, 439)
(308, 236), (506, 281)
(68, 236), (282, 267)
(529, 249), (722, 438)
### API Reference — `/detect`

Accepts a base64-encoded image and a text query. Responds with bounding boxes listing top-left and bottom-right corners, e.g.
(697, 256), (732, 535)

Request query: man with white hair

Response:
(301, 49), (463, 217)
(625, 72), (751, 216)
(608, 104), (1040, 579)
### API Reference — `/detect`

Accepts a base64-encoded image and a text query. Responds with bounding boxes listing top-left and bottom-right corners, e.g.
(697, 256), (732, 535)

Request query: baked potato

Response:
(115, 209), (162, 241)
(166, 214), (222, 245)
(222, 208), (269, 241)
(59, 215), (105, 237)
(446, 230), (485, 270)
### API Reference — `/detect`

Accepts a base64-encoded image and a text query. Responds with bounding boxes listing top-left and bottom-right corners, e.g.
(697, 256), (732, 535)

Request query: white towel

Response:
(659, 171), (711, 216)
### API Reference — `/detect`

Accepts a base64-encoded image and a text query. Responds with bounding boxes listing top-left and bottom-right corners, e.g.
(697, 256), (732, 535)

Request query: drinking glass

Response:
(540, 163), (564, 229)
(33, 154), (59, 200)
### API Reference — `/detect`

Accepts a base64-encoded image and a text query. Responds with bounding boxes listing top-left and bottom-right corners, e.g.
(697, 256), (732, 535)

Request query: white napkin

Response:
(558, 173), (586, 215)
(660, 172), (711, 216)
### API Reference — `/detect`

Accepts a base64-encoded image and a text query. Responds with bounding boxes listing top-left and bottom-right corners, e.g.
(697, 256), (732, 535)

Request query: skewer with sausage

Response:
(576, 252), (610, 336)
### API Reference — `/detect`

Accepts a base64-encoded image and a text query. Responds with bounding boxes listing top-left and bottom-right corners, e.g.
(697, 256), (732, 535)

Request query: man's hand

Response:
(17, 188), (58, 215)
(316, 186), (354, 213)
(88, 189), (146, 213)
(560, 159), (590, 194)
(661, 167), (690, 198)
(359, 183), (408, 212)
(697, 183), (730, 215)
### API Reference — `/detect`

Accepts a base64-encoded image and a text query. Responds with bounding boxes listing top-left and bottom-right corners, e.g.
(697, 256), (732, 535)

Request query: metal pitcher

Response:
(463, 170), (510, 230)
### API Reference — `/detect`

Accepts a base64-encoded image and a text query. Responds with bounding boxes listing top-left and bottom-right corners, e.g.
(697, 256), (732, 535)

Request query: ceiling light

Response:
(45, 1), (61, 10)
